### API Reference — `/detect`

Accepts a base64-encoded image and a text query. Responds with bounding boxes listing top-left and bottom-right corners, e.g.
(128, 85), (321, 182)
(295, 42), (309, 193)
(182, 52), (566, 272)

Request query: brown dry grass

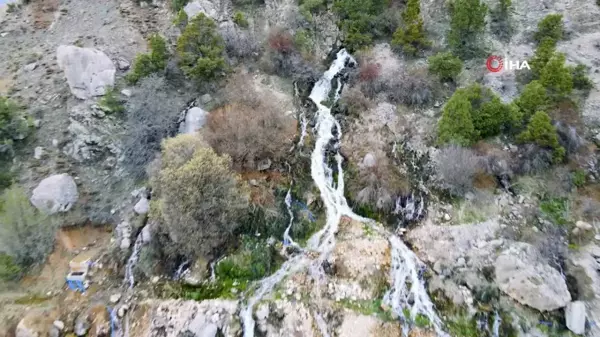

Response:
(30, 0), (59, 30)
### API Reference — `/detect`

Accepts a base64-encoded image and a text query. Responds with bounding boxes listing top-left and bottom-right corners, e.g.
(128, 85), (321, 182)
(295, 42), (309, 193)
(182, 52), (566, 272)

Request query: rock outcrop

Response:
(565, 301), (586, 335)
(30, 174), (79, 214)
(180, 107), (208, 134)
(57, 45), (116, 100)
(15, 309), (58, 337)
(495, 243), (571, 311)
(128, 299), (240, 337)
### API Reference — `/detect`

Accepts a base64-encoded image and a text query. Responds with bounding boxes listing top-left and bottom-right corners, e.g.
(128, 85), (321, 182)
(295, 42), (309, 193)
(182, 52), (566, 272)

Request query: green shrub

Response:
(215, 237), (279, 281)
(0, 186), (57, 267)
(517, 111), (565, 163)
(540, 53), (573, 98)
(333, 0), (388, 51)
(530, 37), (556, 77)
(437, 84), (517, 145)
(489, 0), (512, 41)
(571, 64), (593, 91)
(173, 9), (189, 28)
(447, 0), (488, 59)
(0, 96), (29, 157)
(233, 11), (248, 27)
(515, 80), (550, 120)
(98, 88), (125, 114)
(391, 0), (430, 56)
(539, 197), (569, 226)
(428, 52), (463, 81)
(294, 29), (314, 55)
(0, 253), (21, 281)
(151, 134), (248, 260)
(176, 13), (227, 83)
(171, 0), (189, 12)
(437, 90), (476, 146)
(299, 0), (328, 22)
(572, 169), (586, 188)
(127, 34), (169, 84)
(534, 14), (563, 44)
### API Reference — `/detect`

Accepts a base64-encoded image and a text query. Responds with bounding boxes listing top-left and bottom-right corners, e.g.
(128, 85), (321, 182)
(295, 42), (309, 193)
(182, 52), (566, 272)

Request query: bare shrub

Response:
(121, 75), (187, 179)
(512, 144), (553, 175)
(0, 186), (57, 267)
(348, 153), (408, 211)
(268, 29), (294, 54)
(222, 72), (263, 109)
(434, 145), (482, 196)
(339, 87), (373, 117)
(555, 121), (584, 154)
(152, 134), (249, 259)
(387, 67), (434, 106)
(358, 62), (381, 82)
(220, 24), (261, 59)
(266, 51), (321, 82)
(204, 102), (296, 170)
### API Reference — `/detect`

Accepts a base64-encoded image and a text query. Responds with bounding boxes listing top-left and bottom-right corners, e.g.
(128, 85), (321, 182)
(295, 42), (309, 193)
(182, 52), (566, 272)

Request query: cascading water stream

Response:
(492, 312), (501, 337)
(240, 49), (444, 336)
(124, 229), (145, 289)
(283, 188), (300, 248)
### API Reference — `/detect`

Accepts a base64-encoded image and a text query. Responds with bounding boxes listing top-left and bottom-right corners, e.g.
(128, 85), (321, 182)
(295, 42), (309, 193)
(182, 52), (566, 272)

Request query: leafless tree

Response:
(435, 145), (482, 196)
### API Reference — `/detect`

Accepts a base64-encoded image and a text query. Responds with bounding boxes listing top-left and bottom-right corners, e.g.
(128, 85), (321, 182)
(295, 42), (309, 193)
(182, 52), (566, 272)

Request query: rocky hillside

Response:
(1, 0), (600, 336)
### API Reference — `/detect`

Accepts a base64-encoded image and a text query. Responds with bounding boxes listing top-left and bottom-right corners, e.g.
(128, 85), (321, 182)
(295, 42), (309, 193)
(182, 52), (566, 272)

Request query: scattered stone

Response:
(56, 45), (116, 99)
(121, 88), (132, 97)
(30, 174), (79, 214)
(116, 58), (130, 71)
(134, 197), (149, 215)
(120, 238), (131, 250)
(23, 62), (37, 72)
(518, 195), (525, 204)
(443, 213), (451, 221)
(0, 32), (8, 37)
(456, 257), (466, 268)
(249, 179), (259, 186)
(362, 153), (377, 168)
(52, 320), (64, 331)
(595, 234), (600, 241)
(576, 221), (593, 231)
(257, 158), (272, 171)
(565, 301), (586, 335)
(117, 305), (128, 318)
(52, 139), (59, 147)
(200, 93), (212, 104)
(34, 146), (44, 160)
(110, 293), (122, 304)
(33, 119), (41, 128)
(151, 276), (160, 284)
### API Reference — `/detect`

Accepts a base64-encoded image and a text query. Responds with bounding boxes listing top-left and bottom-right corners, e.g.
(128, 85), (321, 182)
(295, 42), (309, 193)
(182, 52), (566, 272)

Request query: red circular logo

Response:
(486, 55), (504, 72)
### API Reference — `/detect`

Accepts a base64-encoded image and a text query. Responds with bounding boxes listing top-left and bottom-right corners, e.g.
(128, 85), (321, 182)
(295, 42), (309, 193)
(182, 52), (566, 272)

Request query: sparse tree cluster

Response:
(428, 52), (463, 82)
(437, 84), (519, 145)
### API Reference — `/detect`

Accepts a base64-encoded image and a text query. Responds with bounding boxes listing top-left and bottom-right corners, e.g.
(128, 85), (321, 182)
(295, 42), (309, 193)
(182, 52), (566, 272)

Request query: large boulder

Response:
(57, 45), (115, 99)
(184, 0), (223, 20)
(565, 301), (586, 335)
(495, 243), (571, 311)
(30, 174), (79, 214)
(180, 107), (208, 134)
(74, 304), (110, 337)
(16, 309), (58, 337)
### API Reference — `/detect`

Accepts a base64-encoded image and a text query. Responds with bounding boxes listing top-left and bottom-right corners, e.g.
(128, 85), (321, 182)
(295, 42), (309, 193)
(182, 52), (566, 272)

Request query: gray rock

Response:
(121, 88), (132, 97)
(34, 146), (44, 160)
(110, 293), (122, 304)
(53, 320), (65, 331)
(362, 153), (377, 168)
(495, 243), (571, 311)
(49, 327), (60, 337)
(74, 315), (90, 336)
(200, 93), (212, 104)
(184, 0), (220, 20)
(116, 57), (130, 71)
(197, 323), (218, 337)
(257, 158), (272, 171)
(56, 45), (116, 99)
(30, 174), (79, 214)
(23, 62), (37, 72)
(576, 221), (593, 231)
(180, 107), (208, 134)
(134, 197), (150, 215)
(565, 301), (586, 335)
